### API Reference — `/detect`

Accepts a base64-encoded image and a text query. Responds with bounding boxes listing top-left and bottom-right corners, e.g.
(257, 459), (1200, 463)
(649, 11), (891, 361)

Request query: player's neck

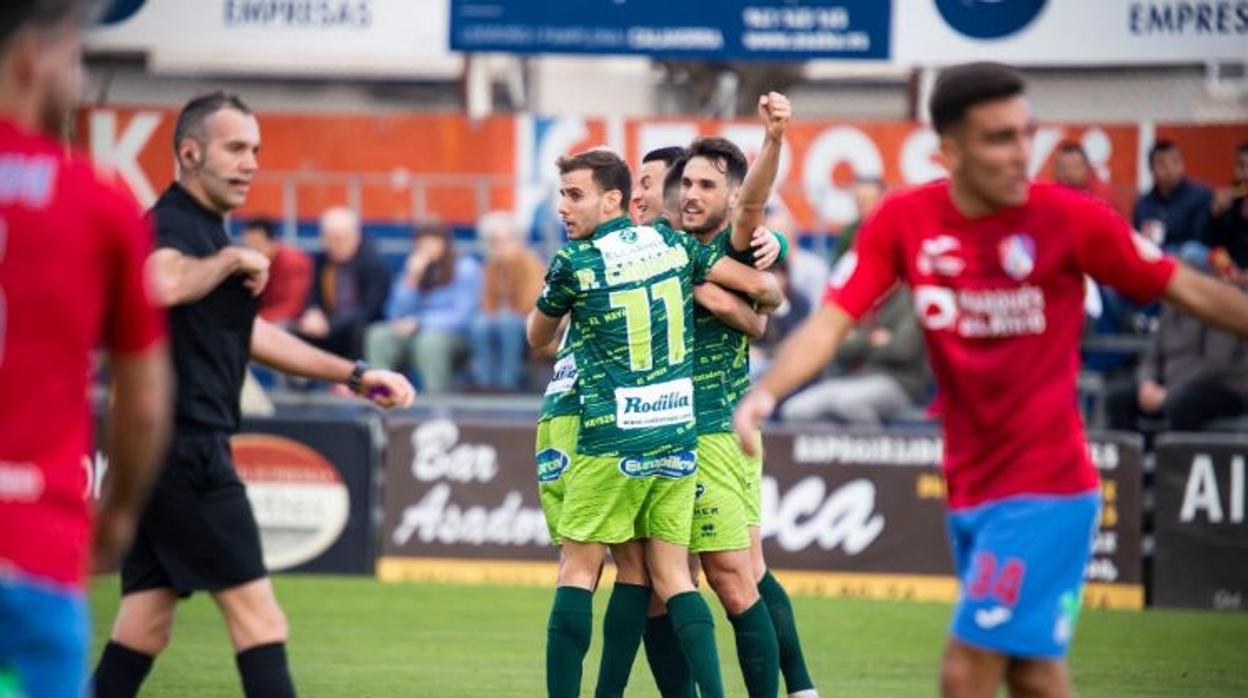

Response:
(691, 219), (727, 245)
(0, 92), (42, 136)
(948, 178), (1004, 219)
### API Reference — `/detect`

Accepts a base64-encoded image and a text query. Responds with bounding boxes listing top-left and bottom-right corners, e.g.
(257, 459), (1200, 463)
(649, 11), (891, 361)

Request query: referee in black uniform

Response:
(92, 92), (414, 698)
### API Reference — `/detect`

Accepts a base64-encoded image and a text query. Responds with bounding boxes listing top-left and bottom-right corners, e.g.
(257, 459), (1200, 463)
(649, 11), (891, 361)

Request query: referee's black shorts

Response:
(121, 426), (267, 597)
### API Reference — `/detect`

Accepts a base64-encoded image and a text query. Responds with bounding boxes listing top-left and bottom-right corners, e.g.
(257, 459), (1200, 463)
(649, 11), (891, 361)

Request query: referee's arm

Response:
(250, 318), (415, 408)
(149, 246), (269, 306)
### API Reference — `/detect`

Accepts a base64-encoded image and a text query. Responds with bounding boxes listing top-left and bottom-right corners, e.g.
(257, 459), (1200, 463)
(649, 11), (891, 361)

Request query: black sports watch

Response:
(346, 360), (370, 394)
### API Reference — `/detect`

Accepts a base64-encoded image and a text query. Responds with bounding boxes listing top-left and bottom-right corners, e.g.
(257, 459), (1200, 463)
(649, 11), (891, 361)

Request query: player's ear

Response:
(603, 189), (623, 213)
(938, 132), (962, 173)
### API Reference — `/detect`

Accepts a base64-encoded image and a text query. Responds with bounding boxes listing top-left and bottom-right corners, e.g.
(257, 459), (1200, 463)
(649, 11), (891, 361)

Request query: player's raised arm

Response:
(1071, 192), (1248, 339)
(694, 283), (768, 339)
(730, 92), (790, 253)
(1162, 265), (1248, 337)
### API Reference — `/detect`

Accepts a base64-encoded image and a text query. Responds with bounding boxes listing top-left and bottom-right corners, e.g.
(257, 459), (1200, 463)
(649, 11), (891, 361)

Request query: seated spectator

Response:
(749, 257), (810, 380)
(829, 178), (884, 264)
(296, 206), (391, 359)
(764, 207), (827, 312)
(470, 212), (544, 392)
(779, 285), (929, 425)
(241, 217), (312, 326)
(365, 222), (482, 394)
(1053, 141), (1112, 202)
(1133, 140), (1213, 267)
(1106, 278), (1248, 433)
(1206, 142), (1248, 277)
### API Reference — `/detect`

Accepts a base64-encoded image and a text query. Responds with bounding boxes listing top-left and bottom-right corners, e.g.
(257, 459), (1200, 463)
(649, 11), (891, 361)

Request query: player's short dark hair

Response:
(242, 217), (277, 239)
(929, 62), (1027, 135)
(1056, 141), (1088, 160)
(0, 0), (98, 50)
(556, 149), (632, 203)
(663, 154), (689, 202)
(1148, 139), (1179, 167)
(172, 90), (253, 156)
(642, 146), (687, 168)
(686, 137), (748, 186)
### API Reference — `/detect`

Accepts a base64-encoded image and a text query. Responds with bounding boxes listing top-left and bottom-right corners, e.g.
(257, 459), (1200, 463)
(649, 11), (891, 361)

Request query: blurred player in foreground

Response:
(91, 91), (414, 698)
(734, 62), (1248, 698)
(0, 1), (171, 696)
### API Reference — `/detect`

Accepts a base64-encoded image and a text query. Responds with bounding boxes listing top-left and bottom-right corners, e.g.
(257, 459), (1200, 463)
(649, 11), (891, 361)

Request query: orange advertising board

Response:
(75, 107), (1246, 233)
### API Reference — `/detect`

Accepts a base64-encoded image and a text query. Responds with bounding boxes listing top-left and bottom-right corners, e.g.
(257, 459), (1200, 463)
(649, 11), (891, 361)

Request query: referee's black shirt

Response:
(152, 183), (258, 432)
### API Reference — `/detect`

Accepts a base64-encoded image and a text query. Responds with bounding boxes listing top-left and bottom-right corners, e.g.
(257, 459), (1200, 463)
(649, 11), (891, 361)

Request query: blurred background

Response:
(78, 1), (1248, 664)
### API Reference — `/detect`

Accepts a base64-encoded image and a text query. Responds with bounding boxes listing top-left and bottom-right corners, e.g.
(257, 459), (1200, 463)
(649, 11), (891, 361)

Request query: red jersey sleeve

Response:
(101, 185), (166, 355)
(1071, 193), (1177, 304)
(824, 194), (903, 319)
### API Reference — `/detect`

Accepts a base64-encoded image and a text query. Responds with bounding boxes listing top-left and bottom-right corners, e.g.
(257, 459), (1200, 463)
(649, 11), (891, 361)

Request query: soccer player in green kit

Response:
(527, 148), (783, 698)
(668, 94), (819, 698)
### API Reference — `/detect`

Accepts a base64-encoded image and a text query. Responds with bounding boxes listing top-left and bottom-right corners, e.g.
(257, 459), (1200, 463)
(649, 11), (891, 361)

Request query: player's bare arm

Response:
(148, 246), (269, 306)
(734, 303), (856, 455)
(249, 318), (415, 408)
(94, 348), (174, 570)
(704, 255), (783, 314)
(1162, 264), (1248, 338)
(526, 307), (565, 348)
(730, 92), (790, 254)
(694, 282), (767, 339)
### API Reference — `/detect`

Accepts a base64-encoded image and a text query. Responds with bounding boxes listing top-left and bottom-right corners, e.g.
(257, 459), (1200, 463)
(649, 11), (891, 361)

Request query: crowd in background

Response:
(238, 140), (1248, 438)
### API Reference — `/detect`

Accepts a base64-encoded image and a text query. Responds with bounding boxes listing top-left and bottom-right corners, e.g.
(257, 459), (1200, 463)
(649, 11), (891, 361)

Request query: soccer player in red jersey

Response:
(0, 2), (172, 697)
(734, 63), (1248, 698)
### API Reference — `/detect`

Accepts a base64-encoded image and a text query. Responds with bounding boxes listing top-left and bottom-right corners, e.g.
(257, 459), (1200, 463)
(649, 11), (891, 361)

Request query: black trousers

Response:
(1106, 375), (1248, 432)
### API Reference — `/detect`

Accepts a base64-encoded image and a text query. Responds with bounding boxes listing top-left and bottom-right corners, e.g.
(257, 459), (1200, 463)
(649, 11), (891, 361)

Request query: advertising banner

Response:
(450, 0), (889, 61)
(87, 0), (455, 77)
(1153, 433), (1248, 611)
(896, 1), (1248, 66)
(376, 418), (1144, 608)
(75, 106), (1248, 231)
(232, 414), (382, 574)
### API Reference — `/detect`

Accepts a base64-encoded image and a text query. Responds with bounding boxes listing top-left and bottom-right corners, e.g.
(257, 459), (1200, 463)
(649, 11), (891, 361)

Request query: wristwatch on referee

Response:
(346, 360), (370, 394)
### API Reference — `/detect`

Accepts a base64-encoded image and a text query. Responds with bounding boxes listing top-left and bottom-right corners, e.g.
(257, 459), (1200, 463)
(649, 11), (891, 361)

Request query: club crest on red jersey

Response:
(999, 233), (1036, 281)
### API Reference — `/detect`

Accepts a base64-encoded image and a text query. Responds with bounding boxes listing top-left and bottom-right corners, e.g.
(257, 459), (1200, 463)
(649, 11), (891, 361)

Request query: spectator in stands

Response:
(1134, 140), (1213, 267)
(241, 217), (312, 326)
(365, 221), (482, 394)
(1053, 141), (1111, 201)
(749, 257), (810, 380)
(297, 206), (392, 358)
(1206, 142), (1248, 277)
(764, 207), (827, 312)
(830, 178), (885, 263)
(1106, 278), (1248, 433)
(470, 211), (544, 392)
(779, 285), (928, 425)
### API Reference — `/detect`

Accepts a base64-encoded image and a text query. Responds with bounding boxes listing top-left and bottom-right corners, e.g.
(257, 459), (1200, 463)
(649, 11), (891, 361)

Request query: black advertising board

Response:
(1154, 433), (1248, 611)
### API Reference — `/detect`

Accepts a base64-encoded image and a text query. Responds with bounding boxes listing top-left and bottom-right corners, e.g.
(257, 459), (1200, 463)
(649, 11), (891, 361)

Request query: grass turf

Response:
(87, 574), (1248, 697)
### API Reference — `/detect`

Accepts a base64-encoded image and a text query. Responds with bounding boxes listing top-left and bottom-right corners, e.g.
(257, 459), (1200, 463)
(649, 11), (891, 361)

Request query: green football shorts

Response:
(535, 416), (577, 546)
(690, 432), (762, 553)
(558, 447), (699, 547)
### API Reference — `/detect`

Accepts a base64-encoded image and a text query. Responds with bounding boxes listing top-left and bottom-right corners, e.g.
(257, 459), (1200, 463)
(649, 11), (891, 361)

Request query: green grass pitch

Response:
(87, 575), (1248, 697)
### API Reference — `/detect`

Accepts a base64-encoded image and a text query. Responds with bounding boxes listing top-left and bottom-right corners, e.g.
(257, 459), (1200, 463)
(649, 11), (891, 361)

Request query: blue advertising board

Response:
(450, 0), (890, 61)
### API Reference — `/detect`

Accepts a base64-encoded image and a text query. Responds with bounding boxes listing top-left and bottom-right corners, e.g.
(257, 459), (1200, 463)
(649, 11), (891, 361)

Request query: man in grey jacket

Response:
(779, 285), (929, 425)
(1107, 281), (1248, 432)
